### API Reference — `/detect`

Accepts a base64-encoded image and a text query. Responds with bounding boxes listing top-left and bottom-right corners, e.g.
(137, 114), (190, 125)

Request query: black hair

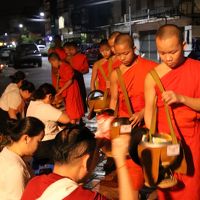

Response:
(52, 125), (97, 166)
(6, 117), (44, 142)
(69, 41), (78, 48)
(20, 80), (35, 93)
(63, 41), (71, 48)
(48, 52), (60, 61)
(9, 71), (26, 83)
(32, 83), (56, 100)
(99, 39), (109, 47)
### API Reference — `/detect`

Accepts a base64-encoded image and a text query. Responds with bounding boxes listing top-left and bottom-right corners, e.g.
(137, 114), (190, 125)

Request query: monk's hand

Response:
(162, 91), (184, 105)
(129, 110), (144, 127)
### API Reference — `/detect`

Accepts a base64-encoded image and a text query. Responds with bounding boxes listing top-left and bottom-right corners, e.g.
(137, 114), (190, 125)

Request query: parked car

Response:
(81, 43), (100, 67)
(10, 43), (42, 68)
(36, 39), (48, 56)
(0, 47), (13, 61)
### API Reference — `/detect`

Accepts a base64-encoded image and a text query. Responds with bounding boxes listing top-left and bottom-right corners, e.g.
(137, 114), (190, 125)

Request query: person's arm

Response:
(109, 70), (118, 110)
(82, 57), (89, 74)
(144, 73), (156, 129)
(112, 135), (138, 200)
(162, 91), (200, 112)
(90, 62), (98, 91)
(57, 112), (70, 124)
(8, 108), (18, 119)
(57, 79), (73, 96)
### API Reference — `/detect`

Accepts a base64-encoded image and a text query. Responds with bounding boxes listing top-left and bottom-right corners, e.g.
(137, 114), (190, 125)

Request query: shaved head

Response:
(156, 24), (184, 43)
(114, 33), (134, 48)
(109, 31), (121, 40)
(108, 31), (121, 53)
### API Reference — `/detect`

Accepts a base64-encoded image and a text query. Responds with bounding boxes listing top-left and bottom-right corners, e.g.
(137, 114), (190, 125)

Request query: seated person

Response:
(0, 80), (35, 133)
(0, 117), (44, 200)
(4, 70), (26, 93)
(26, 83), (71, 163)
(21, 126), (137, 200)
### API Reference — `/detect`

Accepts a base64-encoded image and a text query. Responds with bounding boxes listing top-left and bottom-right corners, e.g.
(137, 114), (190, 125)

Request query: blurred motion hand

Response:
(112, 134), (130, 161)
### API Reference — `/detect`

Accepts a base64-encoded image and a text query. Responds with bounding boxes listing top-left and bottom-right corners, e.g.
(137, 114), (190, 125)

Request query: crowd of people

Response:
(0, 24), (199, 200)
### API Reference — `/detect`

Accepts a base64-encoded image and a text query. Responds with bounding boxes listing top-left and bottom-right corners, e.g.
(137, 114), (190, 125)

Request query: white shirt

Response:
(26, 100), (62, 141)
(0, 87), (22, 112)
(0, 147), (31, 200)
(4, 83), (19, 94)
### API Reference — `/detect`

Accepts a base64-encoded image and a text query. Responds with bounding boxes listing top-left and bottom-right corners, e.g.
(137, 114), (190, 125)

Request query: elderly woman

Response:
(0, 117), (45, 200)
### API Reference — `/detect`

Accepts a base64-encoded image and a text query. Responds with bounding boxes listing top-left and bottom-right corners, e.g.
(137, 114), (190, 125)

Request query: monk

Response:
(48, 35), (66, 89)
(90, 39), (112, 91)
(109, 33), (157, 193)
(48, 53), (84, 124)
(108, 31), (122, 69)
(67, 42), (89, 114)
(144, 24), (200, 200)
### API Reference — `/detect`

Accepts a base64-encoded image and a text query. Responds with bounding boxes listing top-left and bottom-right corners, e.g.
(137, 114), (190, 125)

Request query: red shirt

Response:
(21, 173), (107, 200)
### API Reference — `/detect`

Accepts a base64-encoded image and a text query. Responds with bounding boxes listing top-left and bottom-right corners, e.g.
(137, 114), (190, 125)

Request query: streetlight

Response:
(40, 12), (45, 17)
(19, 24), (23, 28)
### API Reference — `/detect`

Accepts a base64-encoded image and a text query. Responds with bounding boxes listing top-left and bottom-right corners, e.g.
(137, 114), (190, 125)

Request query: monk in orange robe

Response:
(65, 42), (88, 114)
(108, 31), (122, 70)
(90, 39), (112, 91)
(110, 33), (157, 192)
(48, 35), (66, 88)
(48, 53), (84, 123)
(145, 24), (200, 200)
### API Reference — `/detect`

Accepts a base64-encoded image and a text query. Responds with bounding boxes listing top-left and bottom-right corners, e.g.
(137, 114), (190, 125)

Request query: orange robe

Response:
(59, 62), (84, 120)
(97, 60), (112, 92)
(155, 58), (200, 200)
(71, 53), (89, 113)
(48, 47), (66, 88)
(118, 56), (157, 117)
(117, 56), (157, 190)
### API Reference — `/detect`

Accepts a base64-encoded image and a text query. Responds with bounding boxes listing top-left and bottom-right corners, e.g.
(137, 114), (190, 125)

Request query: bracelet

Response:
(117, 163), (126, 170)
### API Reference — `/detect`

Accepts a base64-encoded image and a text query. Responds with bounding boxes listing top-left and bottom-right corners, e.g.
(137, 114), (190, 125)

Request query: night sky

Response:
(0, 0), (43, 34)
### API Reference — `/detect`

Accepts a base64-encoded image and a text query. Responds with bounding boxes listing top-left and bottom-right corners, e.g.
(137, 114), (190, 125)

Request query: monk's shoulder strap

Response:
(97, 59), (110, 82)
(116, 67), (133, 117)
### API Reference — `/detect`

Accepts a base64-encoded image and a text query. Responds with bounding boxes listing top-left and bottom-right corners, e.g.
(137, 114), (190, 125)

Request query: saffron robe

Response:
(118, 56), (157, 117)
(155, 58), (200, 200)
(21, 173), (107, 200)
(59, 62), (84, 120)
(117, 56), (157, 189)
(48, 47), (66, 88)
(70, 53), (89, 113)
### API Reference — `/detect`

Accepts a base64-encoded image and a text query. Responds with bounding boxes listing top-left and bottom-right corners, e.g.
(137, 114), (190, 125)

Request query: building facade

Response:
(44, 0), (200, 61)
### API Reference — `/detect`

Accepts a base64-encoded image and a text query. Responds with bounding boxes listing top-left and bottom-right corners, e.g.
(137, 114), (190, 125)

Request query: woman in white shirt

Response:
(4, 70), (26, 94)
(26, 83), (71, 164)
(0, 80), (35, 134)
(0, 117), (45, 200)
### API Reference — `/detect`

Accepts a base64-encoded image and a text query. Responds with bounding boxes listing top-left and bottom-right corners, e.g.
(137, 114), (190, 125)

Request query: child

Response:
(90, 39), (112, 92)
(48, 53), (84, 124)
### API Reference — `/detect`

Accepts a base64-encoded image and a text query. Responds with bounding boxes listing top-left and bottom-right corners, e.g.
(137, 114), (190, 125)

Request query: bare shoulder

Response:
(110, 68), (118, 81)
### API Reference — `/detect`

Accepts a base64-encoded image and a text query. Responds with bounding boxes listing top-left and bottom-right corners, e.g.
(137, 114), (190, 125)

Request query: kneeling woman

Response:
(26, 83), (71, 163)
(48, 53), (84, 124)
(0, 80), (35, 133)
(0, 117), (44, 200)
